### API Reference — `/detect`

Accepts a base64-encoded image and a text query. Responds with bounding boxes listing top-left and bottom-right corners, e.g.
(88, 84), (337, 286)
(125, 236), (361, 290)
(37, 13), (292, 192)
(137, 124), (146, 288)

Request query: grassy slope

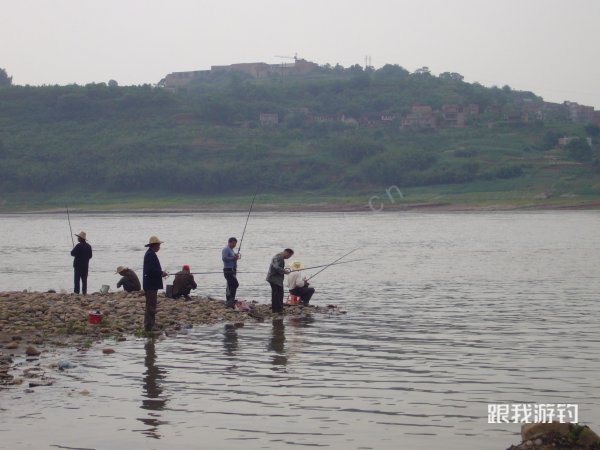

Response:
(0, 80), (599, 212)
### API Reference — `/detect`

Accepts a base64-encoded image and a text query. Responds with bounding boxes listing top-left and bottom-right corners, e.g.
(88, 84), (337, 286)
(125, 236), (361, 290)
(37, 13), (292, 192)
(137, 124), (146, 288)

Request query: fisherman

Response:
(287, 261), (315, 306)
(266, 248), (293, 313)
(222, 237), (240, 308)
(143, 236), (168, 332)
(172, 264), (197, 300)
(115, 266), (141, 292)
(70, 231), (92, 295)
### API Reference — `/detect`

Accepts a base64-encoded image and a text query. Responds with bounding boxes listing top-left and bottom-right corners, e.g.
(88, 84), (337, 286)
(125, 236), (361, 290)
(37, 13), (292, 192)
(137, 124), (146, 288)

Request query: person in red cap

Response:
(172, 264), (197, 300)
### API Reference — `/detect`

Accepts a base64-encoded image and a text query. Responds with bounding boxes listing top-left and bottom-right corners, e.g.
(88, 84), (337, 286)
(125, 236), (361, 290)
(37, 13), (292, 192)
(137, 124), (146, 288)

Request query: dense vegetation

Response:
(0, 64), (599, 209)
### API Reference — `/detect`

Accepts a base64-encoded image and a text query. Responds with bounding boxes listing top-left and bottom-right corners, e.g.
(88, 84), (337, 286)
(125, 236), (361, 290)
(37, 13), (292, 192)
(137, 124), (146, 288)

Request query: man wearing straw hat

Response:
(287, 261), (315, 306)
(70, 231), (92, 295)
(143, 236), (168, 332)
(115, 266), (141, 292)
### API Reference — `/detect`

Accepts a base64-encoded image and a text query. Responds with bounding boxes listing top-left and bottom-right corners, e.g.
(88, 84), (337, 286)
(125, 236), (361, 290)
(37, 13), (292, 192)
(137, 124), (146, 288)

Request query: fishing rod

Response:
(304, 248), (362, 281)
(187, 270), (265, 275)
(237, 188), (258, 256)
(66, 205), (75, 247)
(288, 257), (368, 274)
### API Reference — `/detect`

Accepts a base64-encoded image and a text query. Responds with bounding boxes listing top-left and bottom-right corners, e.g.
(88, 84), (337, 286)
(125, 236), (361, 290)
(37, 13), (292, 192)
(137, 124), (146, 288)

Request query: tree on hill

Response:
(567, 138), (592, 162)
(0, 68), (12, 87)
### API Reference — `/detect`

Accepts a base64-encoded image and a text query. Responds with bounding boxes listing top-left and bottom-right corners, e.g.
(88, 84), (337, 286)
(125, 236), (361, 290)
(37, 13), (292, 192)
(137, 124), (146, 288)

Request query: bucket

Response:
(165, 284), (173, 299)
(287, 294), (300, 305)
(88, 310), (103, 325)
(99, 285), (109, 295)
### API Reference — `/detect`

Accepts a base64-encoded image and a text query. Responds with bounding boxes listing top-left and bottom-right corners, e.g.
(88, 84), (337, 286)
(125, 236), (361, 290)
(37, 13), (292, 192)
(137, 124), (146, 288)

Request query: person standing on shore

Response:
(71, 231), (92, 295)
(222, 237), (240, 309)
(266, 248), (293, 313)
(287, 261), (315, 306)
(143, 236), (168, 332)
(115, 266), (141, 292)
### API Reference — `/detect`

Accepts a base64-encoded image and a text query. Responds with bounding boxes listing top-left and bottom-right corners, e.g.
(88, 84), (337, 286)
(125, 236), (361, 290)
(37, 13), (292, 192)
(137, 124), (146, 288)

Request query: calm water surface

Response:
(0, 211), (599, 449)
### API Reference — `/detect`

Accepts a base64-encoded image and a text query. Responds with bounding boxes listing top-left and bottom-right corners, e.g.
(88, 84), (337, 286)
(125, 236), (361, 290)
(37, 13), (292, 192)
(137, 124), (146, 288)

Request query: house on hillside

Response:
(564, 101), (595, 123)
(259, 113), (279, 126)
(401, 105), (436, 130)
(558, 136), (593, 147)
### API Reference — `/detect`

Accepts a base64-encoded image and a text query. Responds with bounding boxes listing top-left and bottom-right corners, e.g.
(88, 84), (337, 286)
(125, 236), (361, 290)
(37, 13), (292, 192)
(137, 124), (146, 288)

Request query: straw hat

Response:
(290, 261), (304, 270)
(75, 231), (87, 240)
(145, 236), (164, 247)
(115, 266), (127, 274)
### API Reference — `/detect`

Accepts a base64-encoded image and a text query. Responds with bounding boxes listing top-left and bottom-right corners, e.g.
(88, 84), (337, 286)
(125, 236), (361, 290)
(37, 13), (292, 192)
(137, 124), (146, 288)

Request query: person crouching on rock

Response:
(116, 266), (141, 292)
(287, 261), (315, 306)
(143, 236), (168, 332)
(172, 265), (197, 301)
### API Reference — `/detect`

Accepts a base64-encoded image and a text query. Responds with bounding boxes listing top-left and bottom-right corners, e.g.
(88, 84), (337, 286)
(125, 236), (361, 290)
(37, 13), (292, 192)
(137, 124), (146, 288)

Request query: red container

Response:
(88, 311), (103, 324)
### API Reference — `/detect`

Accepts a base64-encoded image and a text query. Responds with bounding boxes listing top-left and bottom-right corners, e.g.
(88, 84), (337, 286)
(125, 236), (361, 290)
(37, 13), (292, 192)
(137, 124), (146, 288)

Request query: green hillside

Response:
(0, 64), (599, 211)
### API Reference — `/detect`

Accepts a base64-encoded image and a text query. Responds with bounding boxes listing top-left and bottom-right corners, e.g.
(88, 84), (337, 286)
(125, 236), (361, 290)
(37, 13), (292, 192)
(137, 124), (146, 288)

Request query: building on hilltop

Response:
(160, 58), (319, 89)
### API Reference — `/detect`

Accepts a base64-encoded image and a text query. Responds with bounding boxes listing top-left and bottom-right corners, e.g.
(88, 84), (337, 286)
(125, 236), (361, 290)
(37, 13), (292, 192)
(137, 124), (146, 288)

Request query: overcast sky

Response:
(1, 0), (598, 107)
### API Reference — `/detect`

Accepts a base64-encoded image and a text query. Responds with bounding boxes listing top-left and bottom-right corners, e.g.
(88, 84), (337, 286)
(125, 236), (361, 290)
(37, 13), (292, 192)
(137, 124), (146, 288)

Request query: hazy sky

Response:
(1, 0), (599, 107)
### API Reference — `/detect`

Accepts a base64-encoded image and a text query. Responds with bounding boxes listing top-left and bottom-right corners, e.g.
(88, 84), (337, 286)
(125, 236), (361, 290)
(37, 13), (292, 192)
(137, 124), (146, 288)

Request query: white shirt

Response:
(287, 271), (305, 289)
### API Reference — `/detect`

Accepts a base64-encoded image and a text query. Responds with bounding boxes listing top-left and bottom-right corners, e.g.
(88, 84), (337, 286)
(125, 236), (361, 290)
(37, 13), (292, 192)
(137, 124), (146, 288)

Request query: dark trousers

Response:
(224, 270), (239, 308)
(74, 267), (88, 295)
(144, 290), (158, 331)
(290, 286), (315, 305)
(269, 282), (284, 313)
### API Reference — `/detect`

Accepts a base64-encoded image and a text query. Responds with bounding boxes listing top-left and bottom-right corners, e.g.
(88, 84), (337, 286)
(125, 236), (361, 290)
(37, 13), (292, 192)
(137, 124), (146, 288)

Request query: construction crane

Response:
(274, 53), (298, 62)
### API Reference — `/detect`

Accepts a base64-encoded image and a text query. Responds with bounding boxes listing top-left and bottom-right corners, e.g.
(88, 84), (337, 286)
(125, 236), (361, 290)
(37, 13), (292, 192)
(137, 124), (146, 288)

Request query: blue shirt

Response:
(222, 246), (237, 270)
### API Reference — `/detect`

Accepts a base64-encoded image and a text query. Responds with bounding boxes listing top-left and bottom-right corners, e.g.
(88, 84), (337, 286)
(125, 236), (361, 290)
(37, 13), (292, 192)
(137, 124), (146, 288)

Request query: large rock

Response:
(515, 422), (600, 449)
(522, 422), (571, 440)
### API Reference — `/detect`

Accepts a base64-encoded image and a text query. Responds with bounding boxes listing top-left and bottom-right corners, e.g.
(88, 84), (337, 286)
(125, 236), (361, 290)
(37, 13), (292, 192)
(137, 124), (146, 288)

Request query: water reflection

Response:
(223, 323), (239, 356)
(137, 339), (169, 439)
(268, 318), (287, 368)
(288, 315), (315, 328)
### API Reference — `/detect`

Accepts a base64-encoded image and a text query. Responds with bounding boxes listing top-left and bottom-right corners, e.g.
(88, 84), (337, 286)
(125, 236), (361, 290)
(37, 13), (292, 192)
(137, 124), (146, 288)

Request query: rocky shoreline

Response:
(0, 290), (343, 388)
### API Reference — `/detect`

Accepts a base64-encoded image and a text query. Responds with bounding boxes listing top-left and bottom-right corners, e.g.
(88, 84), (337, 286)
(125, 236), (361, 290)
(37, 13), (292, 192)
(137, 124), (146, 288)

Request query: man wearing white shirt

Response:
(287, 261), (315, 306)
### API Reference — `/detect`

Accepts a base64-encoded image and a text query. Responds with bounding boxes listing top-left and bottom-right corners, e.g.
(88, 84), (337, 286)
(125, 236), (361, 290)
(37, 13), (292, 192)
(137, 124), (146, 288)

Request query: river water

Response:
(0, 211), (599, 449)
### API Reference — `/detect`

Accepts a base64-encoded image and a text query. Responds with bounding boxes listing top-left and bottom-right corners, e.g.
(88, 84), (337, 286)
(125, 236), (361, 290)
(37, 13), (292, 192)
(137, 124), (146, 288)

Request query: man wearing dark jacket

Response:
(71, 231), (92, 295)
(172, 265), (197, 300)
(143, 236), (168, 332)
(266, 248), (293, 313)
(116, 266), (141, 292)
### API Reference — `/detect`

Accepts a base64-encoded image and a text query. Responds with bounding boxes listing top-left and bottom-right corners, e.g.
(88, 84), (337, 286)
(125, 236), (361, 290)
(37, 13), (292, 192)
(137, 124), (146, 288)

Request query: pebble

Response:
(25, 346), (41, 356)
(102, 348), (115, 355)
(5, 342), (18, 350)
(58, 360), (77, 370)
(534, 438), (542, 446)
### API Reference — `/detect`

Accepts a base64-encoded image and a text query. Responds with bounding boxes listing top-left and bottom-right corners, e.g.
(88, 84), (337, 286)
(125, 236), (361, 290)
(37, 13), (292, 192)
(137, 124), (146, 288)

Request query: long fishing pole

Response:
(304, 248), (362, 281)
(66, 205), (75, 247)
(184, 260), (367, 276)
(288, 258), (368, 273)
(237, 188), (258, 255)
